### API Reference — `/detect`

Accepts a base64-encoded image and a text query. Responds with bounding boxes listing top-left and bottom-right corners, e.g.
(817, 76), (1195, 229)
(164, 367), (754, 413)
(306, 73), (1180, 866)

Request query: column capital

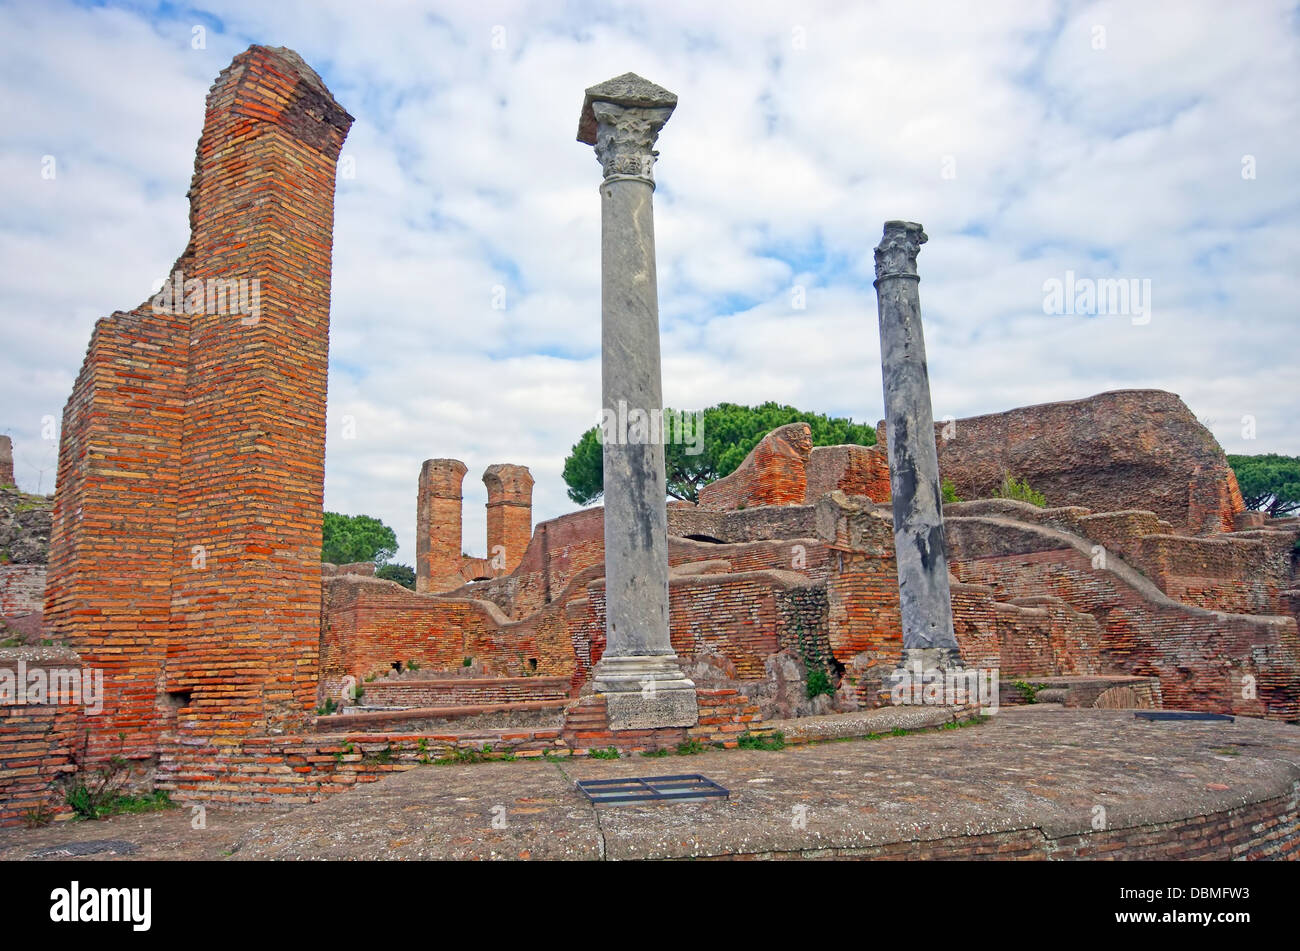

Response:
(577, 73), (677, 186)
(874, 220), (928, 284)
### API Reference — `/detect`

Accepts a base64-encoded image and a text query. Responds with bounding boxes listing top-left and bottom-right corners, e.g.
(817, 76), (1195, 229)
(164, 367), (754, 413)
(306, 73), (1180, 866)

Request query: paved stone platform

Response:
(3, 707), (1297, 860)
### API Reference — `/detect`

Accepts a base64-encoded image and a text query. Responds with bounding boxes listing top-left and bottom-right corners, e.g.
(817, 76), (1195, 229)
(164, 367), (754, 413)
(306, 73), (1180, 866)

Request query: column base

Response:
(899, 646), (964, 671)
(882, 646), (968, 706)
(591, 654), (698, 729)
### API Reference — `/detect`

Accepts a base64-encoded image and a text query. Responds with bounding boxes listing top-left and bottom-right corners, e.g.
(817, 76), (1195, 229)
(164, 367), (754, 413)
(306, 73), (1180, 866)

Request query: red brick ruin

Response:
(415, 459), (534, 593)
(2, 45), (1298, 827)
(43, 46), (351, 767)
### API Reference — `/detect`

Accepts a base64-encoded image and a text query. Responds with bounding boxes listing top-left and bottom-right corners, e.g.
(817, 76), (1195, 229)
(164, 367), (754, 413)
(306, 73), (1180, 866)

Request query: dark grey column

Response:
(873, 221), (962, 670)
(577, 73), (696, 729)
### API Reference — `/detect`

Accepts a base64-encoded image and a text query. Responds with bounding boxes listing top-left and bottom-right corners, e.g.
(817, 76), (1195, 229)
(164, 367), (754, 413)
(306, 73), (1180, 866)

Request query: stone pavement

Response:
(3, 706), (1298, 860)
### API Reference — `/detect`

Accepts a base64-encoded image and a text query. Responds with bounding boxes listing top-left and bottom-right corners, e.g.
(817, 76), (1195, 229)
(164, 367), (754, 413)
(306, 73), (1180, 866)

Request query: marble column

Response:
(873, 221), (962, 671)
(577, 73), (696, 729)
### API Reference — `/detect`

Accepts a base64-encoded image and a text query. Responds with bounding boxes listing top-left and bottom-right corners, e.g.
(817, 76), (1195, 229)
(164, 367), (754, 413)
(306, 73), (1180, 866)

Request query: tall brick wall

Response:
(483, 464), (533, 576)
(44, 46), (352, 761)
(880, 390), (1245, 535)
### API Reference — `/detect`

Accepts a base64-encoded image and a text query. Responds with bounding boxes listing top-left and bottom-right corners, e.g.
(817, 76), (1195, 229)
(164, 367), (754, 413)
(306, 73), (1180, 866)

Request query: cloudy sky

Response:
(2, 0), (1296, 563)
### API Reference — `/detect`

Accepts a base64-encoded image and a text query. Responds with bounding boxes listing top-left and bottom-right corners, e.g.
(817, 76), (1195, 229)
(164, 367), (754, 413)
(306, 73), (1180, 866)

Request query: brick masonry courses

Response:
(945, 514), (1300, 720)
(42, 46), (352, 766)
(155, 686), (764, 808)
(415, 459), (467, 593)
(0, 649), (85, 825)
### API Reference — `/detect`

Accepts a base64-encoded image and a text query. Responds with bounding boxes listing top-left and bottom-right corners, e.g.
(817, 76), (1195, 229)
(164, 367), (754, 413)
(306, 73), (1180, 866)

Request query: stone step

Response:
(999, 674), (1161, 709)
(318, 699), (569, 733)
(359, 676), (570, 709)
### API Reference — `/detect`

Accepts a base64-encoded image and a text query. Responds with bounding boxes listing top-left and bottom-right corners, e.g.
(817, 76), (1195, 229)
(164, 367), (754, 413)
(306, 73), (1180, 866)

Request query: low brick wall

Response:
(0, 648), (84, 827)
(159, 730), (566, 807)
(157, 688), (764, 807)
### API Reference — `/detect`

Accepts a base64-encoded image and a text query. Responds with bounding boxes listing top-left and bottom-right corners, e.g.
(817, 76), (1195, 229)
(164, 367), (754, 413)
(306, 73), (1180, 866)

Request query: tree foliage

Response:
(1228, 454), (1300, 518)
(375, 563), (416, 589)
(562, 401), (876, 505)
(321, 512), (398, 566)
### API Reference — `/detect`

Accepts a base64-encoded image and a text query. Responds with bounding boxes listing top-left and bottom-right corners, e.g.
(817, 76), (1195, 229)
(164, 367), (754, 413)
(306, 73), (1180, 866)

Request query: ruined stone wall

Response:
(44, 46), (351, 761)
(948, 500), (1298, 619)
(0, 567), (46, 645)
(415, 461), (534, 593)
(881, 390), (1245, 535)
(320, 574), (581, 701)
(445, 498), (824, 623)
(1131, 532), (1292, 615)
(0, 437), (12, 488)
(325, 412), (1292, 724)
(669, 503), (819, 544)
(697, 423), (812, 511)
(0, 486), (52, 645)
(952, 585), (1106, 679)
(804, 444), (891, 504)
(946, 516), (1300, 720)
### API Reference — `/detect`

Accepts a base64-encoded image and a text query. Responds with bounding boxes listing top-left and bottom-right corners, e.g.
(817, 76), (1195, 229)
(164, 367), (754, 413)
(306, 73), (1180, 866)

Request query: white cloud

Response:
(1, 0), (1296, 562)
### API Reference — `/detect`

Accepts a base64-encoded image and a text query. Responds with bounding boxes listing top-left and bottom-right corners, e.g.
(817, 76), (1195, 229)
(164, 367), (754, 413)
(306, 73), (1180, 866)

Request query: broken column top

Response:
(576, 72), (678, 144)
(873, 221), (928, 283)
(420, 458), (468, 493)
(483, 463), (534, 500)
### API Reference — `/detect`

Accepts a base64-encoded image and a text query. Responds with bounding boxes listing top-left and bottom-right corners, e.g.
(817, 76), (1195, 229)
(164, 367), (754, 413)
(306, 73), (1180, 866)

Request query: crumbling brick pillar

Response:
(0, 436), (12, 487)
(416, 459), (467, 593)
(483, 464), (533, 576)
(45, 46), (352, 760)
